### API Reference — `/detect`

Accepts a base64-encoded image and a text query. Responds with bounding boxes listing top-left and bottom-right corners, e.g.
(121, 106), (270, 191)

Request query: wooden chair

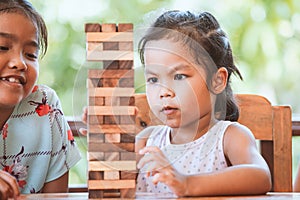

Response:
(134, 93), (293, 192)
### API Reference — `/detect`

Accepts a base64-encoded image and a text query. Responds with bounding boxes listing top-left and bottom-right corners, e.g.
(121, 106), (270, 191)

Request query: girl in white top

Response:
(136, 10), (271, 197)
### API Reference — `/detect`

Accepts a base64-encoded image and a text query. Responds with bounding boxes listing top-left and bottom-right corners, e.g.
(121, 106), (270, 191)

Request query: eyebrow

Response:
(144, 63), (194, 77)
(0, 32), (39, 49)
(172, 64), (193, 71)
(0, 32), (16, 40)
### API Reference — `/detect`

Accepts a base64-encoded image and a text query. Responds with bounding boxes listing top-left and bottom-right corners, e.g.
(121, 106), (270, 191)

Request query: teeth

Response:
(1, 77), (21, 83)
(8, 77), (20, 83)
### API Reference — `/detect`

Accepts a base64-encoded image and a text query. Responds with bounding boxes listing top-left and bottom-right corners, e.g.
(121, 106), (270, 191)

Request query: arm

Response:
(41, 172), (69, 193)
(138, 123), (272, 197)
(183, 123), (272, 196)
(79, 106), (88, 136)
(0, 170), (20, 200)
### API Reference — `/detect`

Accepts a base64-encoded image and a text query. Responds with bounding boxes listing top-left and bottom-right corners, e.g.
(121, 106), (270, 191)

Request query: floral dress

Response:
(0, 85), (81, 193)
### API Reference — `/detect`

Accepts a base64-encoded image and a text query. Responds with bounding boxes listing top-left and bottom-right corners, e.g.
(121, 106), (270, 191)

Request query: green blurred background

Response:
(29, 0), (300, 186)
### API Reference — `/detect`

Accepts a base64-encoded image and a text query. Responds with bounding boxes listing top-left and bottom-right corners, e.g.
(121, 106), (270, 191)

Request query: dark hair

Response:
(139, 10), (243, 121)
(0, 0), (48, 57)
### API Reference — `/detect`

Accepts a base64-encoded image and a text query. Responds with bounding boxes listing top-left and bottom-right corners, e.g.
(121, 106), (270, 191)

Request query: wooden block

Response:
(89, 161), (136, 171)
(120, 96), (135, 106)
(88, 87), (134, 97)
(88, 115), (104, 124)
(120, 115), (135, 124)
(87, 42), (103, 51)
(103, 60), (119, 69)
(120, 171), (137, 180)
(93, 78), (133, 88)
(120, 188), (135, 198)
(118, 42), (133, 51)
(118, 23), (133, 32)
(104, 97), (120, 106)
(88, 124), (135, 134)
(88, 133), (104, 143)
(89, 142), (134, 152)
(104, 171), (120, 180)
(86, 32), (133, 42)
(87, 78), (101, 88)
(88, 189), (121, 199)
(120, 152), (137, 160)
(88, 152), (104, 161)
(89, 171), (104, 180)
(98, 78), (119, 87)
(89, 180), (135, 190)
(104, 152), (120, 161)
(89, 97), (104, 106)
(87, 50), (133, 61)
(103, 42), (118, 50)
(119, 61), (133, 69)
(103, 115), (120, 124)
(105, 133), (121, 143)
(101, 23), (117, 32)
(85, 23), (101, 32)
(88, 190), (104, 199)
(119, 78), (134, 87)
(121, 134), (135, 143)
(88, 106), (135, 116)
(88, 69), (134, 79)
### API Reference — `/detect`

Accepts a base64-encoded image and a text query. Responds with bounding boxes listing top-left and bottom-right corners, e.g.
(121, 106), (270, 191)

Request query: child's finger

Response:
(137, 152), (154, 169)
(81, 106), (88, 124)
(79, 128), (87, 136)
(0, 171), (20, 199)
(151, 172), (169, 185)
(139, 146), (161, 155)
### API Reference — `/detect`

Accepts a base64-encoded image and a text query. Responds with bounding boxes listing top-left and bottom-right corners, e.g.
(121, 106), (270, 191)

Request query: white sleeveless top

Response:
(136, 120), (236, 195)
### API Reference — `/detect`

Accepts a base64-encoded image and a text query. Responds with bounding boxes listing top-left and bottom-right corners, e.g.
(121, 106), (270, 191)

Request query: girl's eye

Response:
(25, 52), (38, 60)
(174, 74), (187, 80)
(147, 77), (158, 83)
(0, 46), (9, 51)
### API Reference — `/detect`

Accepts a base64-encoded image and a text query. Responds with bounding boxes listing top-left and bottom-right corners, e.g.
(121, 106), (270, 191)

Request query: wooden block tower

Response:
(85, 23), (136, 198)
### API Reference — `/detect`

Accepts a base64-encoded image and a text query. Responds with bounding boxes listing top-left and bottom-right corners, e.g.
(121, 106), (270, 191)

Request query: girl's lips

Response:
(0, 75), (26, 85)
(0, 76), (25, 89)
(161, 106), (179, 115)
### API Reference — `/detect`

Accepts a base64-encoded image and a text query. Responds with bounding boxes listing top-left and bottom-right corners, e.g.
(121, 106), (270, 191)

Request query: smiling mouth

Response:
(1, 77), (25, 85)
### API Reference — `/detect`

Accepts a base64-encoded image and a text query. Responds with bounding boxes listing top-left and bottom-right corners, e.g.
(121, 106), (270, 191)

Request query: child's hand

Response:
(79, 106), (88, 136)
(137, 146), (187, 197)
(0, 170), (20, 200)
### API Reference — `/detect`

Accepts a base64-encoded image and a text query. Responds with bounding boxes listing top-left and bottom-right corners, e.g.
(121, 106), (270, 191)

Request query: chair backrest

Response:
(134, 93), (292, 192)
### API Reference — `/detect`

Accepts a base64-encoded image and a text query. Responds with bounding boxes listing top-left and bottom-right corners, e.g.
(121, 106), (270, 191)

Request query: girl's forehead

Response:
(145, 40), (195, 62)
(145, 39), (186, 54)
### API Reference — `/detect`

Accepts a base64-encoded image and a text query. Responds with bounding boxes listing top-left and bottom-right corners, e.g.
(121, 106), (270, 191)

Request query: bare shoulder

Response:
(135, 126), (157, 153)
(223, 122), (261, 165)
(225, 122), (256, 142)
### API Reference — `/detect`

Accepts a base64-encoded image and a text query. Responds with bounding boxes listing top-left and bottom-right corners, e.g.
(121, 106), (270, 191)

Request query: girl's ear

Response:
(211, 67), (228, 94)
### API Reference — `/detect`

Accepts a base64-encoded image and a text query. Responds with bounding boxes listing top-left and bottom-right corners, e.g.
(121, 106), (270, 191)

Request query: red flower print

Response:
(35, 104), (51, 116)
(2, 123), (8, 139)
(67, 129), (75, 145)
(31, 85), (38, 93)
(29, 97), (63, 117)
(67, 129), (74, 141)
(2, 147), (28, 188)
(28, 97), (51, 116)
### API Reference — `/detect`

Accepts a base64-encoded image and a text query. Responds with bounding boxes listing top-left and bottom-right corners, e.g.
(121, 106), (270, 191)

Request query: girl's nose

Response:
(159, 85), (175, 99)
(8, 53), (27, 71)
